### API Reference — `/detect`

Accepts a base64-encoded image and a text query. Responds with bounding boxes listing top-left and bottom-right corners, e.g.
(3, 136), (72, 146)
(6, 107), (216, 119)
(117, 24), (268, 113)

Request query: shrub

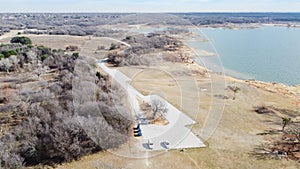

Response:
(37, 45), (51, 55)
(109, 43), (117, 50)
(1, 50), (18, 58)
(125, 36), (132, 40)
(27, 44), (33, 48)
(10, 36), (32, 45)
(40, 54), (49, 62)
(72, 52), (79, 59)
(96, 71), (103, 80)
(0, 53), (4, 60)
(66, 45), (79, 51)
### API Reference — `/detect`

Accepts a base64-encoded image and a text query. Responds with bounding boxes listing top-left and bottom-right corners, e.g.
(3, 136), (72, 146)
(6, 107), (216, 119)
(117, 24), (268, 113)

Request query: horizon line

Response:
(1, 11), (300, 14)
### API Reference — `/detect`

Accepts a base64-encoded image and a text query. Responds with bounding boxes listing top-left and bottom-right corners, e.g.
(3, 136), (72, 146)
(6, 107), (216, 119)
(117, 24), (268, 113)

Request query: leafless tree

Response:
(151, 99), (168, 119)
(0, 42), (133, 167)
(227, 85), (241, 100)
(253, 124), (300, 162)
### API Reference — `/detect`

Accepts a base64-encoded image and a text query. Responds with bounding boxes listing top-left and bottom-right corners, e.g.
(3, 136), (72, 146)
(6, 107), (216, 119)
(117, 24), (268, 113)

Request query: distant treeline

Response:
(176, 13), (300, 25)
(1, 13), (300, 36)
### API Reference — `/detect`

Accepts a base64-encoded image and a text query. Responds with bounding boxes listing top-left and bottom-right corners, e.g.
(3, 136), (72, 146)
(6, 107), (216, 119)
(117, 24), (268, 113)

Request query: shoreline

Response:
(192, 55), (300, 87)
(1, 28), (299, 89)
(179, 57), (300, 100)
(182, 27), (300, 87)
(178, 41), (300, 98)
(181, 40), (299, 88)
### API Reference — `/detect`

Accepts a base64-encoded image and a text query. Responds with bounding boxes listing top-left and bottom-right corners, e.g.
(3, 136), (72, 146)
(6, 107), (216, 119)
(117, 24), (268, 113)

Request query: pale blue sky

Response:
(0, 0), (300, 12)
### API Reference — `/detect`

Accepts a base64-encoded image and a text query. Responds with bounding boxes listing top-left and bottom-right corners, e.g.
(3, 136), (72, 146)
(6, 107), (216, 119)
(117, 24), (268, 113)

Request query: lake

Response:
(190, 26), (300, 86)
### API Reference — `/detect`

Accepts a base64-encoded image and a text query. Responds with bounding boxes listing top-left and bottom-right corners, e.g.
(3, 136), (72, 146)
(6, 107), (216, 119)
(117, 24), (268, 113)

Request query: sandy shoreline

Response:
(178, 37), (300, 96)
(178, 27), (300, 88)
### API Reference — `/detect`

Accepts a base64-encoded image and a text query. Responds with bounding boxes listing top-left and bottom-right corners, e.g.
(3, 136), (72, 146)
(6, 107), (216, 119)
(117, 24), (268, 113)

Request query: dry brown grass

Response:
(113, 61), (299, 169)
(57, 60), (299, 169)
(56, 34), (298, 168)
(2, 32), (297, 169)
(0, 33), (114, 59)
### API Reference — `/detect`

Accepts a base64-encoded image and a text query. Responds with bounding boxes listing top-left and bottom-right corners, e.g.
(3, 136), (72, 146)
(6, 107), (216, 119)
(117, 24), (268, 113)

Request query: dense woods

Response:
(0, 37), (132, 168)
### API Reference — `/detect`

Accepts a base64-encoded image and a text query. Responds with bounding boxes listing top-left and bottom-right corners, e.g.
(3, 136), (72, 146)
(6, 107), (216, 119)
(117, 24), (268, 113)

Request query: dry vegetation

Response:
(7, 31), (295, 169)
(0, 37), (132, 168)
(0, 22), (299, 168)
(139, 99), (169, 125)
(115, 60), (299, 168)
(106, 33), (183, 67)
(1, 13), (300, 36)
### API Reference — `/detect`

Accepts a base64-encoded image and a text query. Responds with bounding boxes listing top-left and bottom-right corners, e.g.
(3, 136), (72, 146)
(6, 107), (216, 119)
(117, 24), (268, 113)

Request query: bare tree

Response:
(287, 126), (300, 141)
(254, 125), (300, 161)
(0, 43), (132, 167)
(227, 85), (240, 100)
(151, 99), (168, 119)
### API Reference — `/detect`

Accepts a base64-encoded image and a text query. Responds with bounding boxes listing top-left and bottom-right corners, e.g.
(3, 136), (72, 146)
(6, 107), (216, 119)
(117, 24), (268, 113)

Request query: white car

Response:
(161, 140), (170, 149)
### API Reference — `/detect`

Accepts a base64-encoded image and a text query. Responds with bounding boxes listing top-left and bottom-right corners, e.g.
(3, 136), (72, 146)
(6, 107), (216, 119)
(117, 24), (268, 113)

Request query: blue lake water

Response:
(191, 26), (300, 86)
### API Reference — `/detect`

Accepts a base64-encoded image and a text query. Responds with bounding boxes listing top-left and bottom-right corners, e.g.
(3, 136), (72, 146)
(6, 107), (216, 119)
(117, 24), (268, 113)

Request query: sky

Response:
(0, 0), (300, 13)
